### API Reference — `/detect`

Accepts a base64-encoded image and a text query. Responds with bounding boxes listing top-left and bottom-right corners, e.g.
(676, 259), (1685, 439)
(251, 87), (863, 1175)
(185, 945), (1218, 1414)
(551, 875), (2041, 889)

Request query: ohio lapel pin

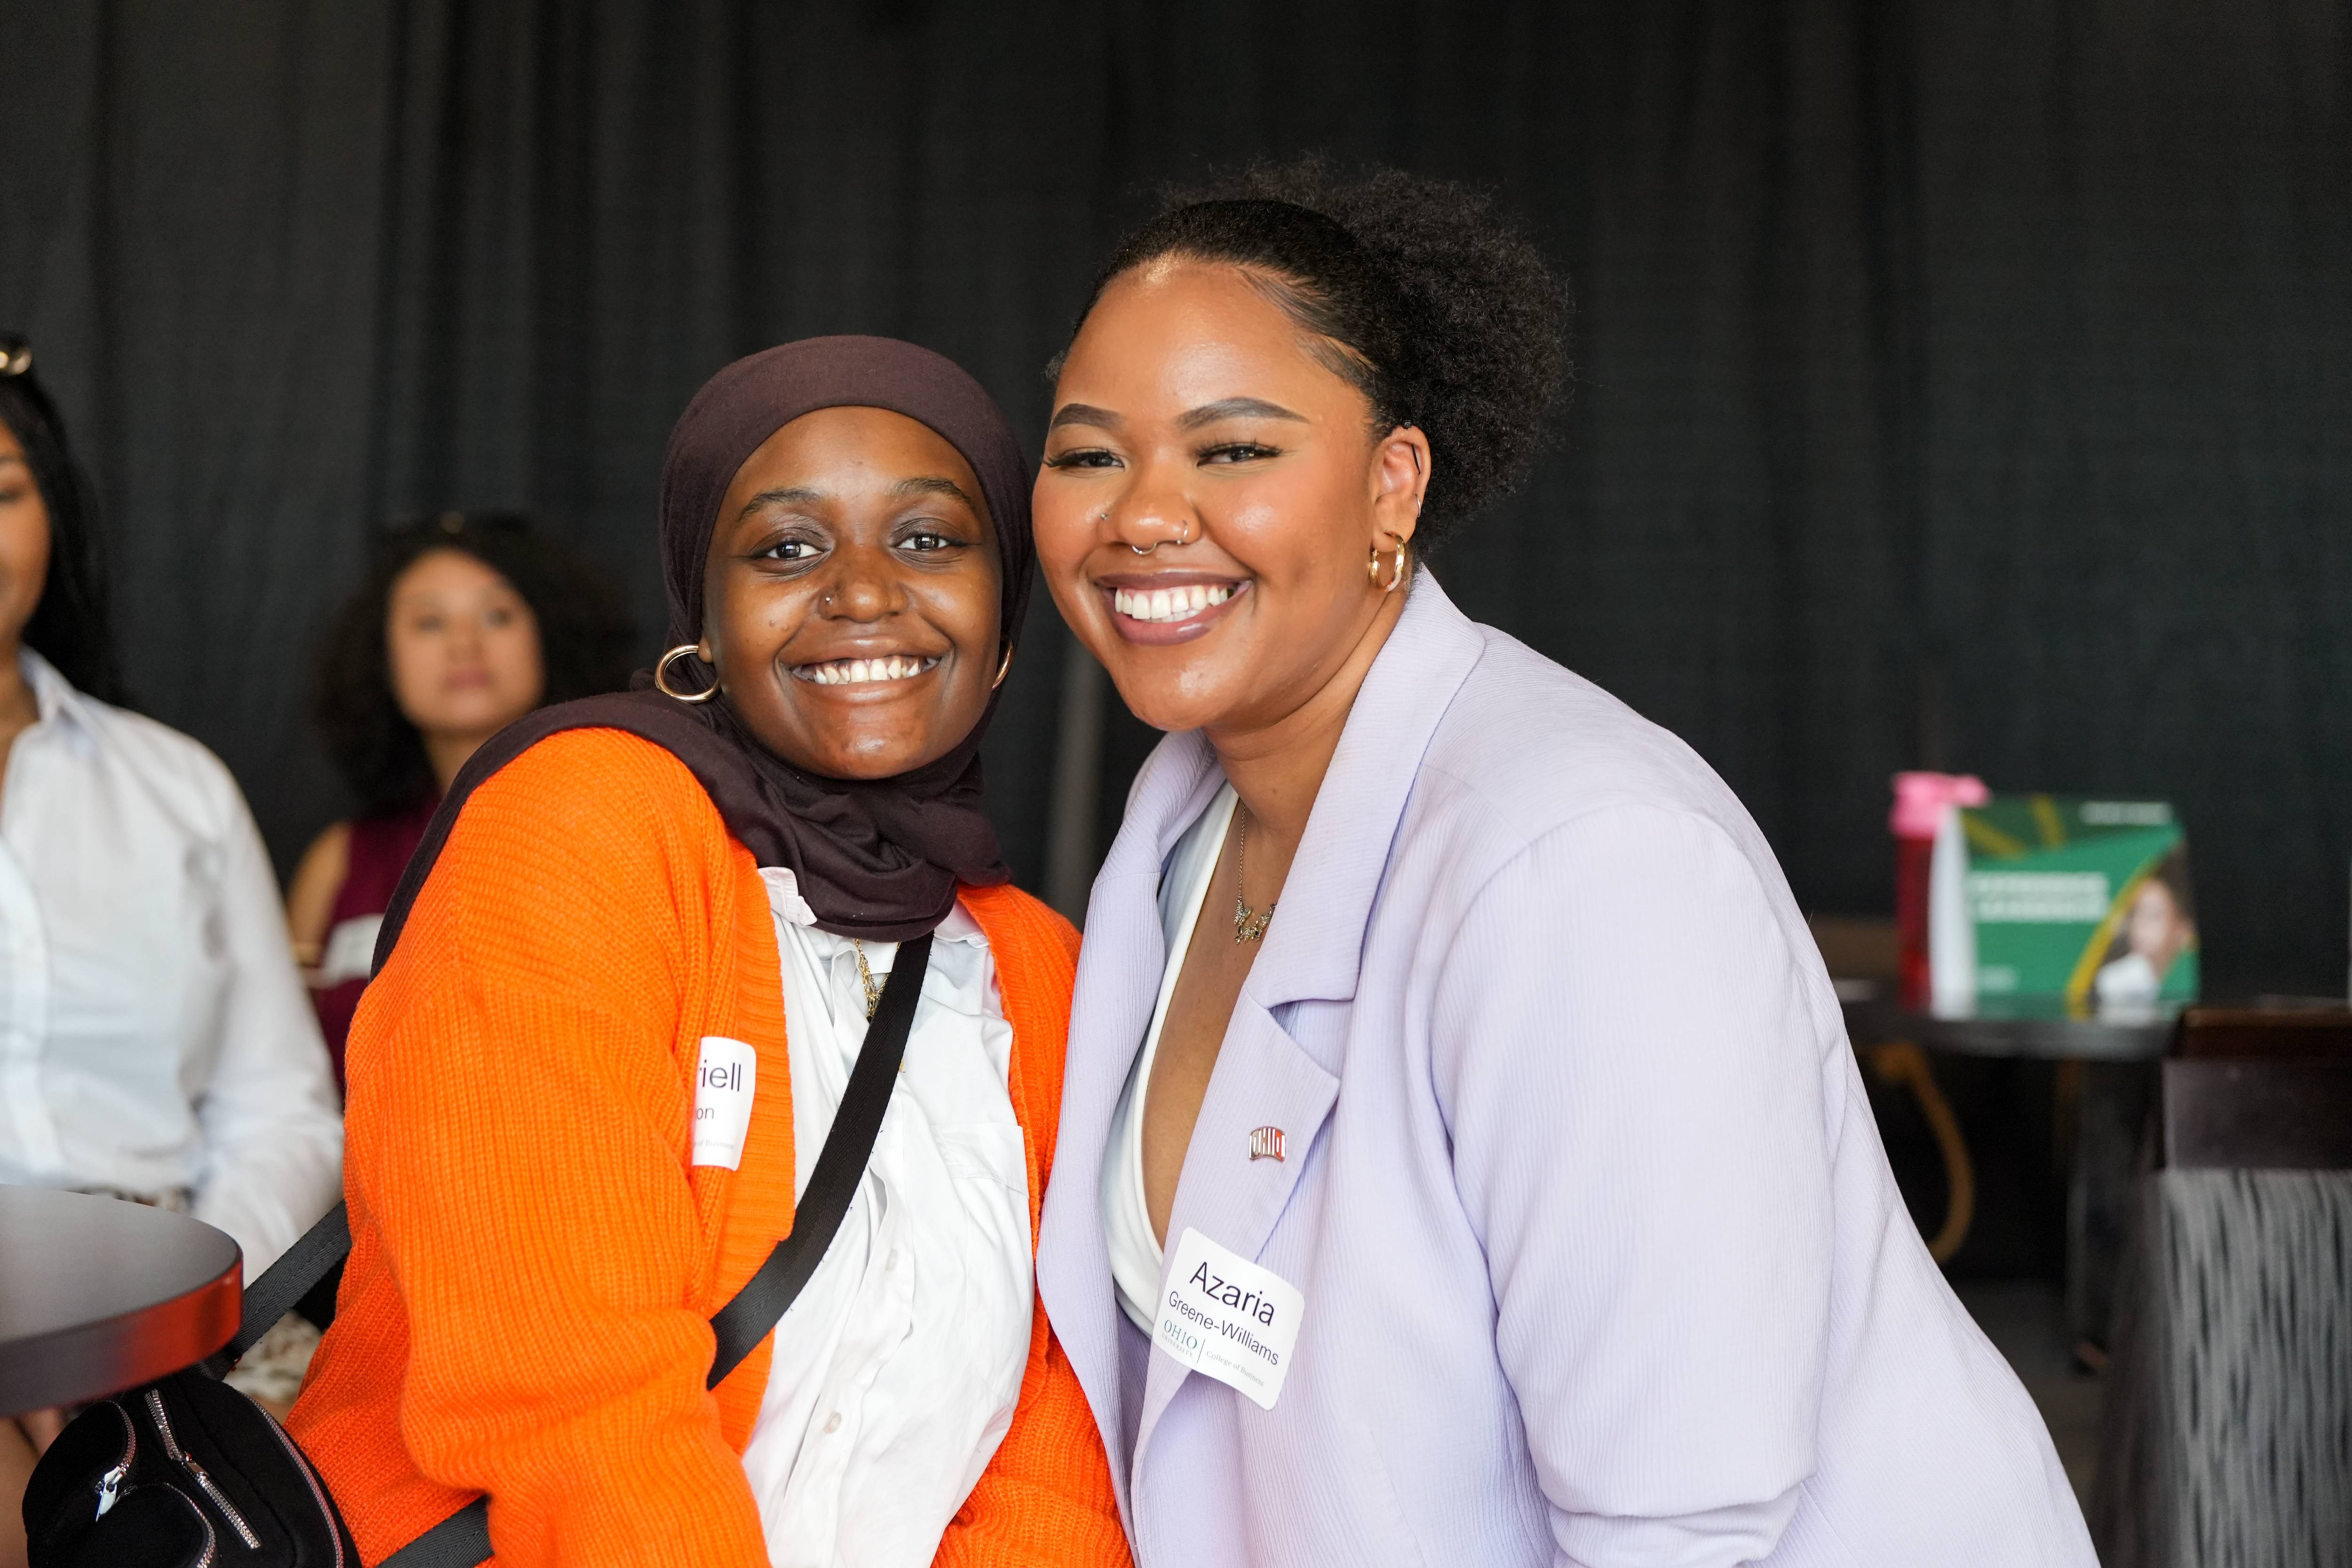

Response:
(1248, 1125), (1286, 1162)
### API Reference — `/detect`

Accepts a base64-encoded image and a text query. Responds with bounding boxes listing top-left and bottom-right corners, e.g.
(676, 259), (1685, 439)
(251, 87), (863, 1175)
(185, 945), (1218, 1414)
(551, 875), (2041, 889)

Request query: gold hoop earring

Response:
(654, 644), (721, 703)
(1367, 534), (1408, 594)
(993, 644), (1016, 689)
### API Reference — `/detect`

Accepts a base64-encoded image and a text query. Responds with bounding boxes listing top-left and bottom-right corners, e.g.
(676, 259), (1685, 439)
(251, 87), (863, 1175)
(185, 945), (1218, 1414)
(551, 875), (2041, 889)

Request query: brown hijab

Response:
(375, 336), (1030, 965)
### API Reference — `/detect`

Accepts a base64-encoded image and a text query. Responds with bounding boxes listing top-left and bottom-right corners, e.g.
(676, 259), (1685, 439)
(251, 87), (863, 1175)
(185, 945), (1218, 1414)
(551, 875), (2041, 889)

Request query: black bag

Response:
(23, 934), (931, 1568)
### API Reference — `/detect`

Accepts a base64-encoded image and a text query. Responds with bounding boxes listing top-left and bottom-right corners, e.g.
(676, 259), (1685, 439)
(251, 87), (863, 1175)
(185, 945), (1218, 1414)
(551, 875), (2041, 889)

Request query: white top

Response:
(741, 868), (1033, 1568)
(0, 648), (344, 1274)
(1101, 784), (1235, 1333)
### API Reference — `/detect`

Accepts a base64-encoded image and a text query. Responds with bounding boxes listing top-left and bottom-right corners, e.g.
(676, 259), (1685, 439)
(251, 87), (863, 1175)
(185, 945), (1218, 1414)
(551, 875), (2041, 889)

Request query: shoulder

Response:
(1405, 625), (1800, 925)
(84, 697), (240, 791)
(295, 819), (354, 883)
(68, 698), (255, 836)
(959, 880), (1081, 973)
(392, 730), (755, 1001)
(1435, 629), (1744, 834)
(465, 727), (723, 838)
(429, 728), (740, 925)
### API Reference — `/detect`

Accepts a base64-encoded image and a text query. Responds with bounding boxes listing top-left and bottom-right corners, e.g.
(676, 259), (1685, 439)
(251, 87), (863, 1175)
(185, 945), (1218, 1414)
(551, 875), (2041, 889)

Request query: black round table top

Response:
(0, 1186), (241, 1417)
(1839, 989), (2176, 1061)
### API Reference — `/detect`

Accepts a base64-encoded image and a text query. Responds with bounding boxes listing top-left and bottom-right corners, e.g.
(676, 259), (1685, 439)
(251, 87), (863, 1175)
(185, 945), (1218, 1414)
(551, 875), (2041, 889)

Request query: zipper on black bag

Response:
(256, 1396), (346, 1568)
(92, 1400), (136, 1519)
(163, 1486), (221, 1568)
(144, 1388), (261, 1551)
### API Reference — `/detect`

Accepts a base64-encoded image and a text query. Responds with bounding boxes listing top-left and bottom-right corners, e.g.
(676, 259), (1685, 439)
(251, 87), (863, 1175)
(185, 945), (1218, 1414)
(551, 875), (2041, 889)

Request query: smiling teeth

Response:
(1113, 584), (1234, 623)
(795, 655), (938, 685)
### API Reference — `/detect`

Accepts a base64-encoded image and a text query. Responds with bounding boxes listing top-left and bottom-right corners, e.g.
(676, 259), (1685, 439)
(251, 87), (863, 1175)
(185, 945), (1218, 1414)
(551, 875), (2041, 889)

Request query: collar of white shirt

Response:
(757, 864), (989, 954)
(18, 646), (99, 755)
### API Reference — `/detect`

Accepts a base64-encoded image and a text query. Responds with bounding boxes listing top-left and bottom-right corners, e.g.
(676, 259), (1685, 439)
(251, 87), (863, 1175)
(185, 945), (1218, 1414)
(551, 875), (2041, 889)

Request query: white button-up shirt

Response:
(0, 648), (343, 1275)
(740, 869), (1032, 1568)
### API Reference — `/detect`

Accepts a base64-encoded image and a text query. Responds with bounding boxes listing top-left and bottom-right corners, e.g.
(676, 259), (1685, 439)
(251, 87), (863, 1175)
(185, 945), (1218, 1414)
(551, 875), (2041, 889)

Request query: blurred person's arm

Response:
(284, 820), (350, 971)
(191, 764), (345, 1277)
(1, 1415), (38, 1568)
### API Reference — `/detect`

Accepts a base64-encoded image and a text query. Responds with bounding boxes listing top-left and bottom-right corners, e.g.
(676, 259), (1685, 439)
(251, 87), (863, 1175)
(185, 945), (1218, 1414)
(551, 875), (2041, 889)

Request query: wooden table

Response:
(0, 1186), (241, 1416)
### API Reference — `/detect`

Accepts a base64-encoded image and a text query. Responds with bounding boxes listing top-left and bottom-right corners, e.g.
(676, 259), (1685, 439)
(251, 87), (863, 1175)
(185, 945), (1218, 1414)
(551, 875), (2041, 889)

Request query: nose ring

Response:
(1127, 519), (1193, 555)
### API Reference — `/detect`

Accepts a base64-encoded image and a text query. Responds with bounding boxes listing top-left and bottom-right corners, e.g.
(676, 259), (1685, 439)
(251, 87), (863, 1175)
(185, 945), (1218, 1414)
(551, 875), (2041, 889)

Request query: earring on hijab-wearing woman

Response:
(654, 644), (722, 703)
(993, 644), (1015, 689)
(1368, 533), (1408, 593)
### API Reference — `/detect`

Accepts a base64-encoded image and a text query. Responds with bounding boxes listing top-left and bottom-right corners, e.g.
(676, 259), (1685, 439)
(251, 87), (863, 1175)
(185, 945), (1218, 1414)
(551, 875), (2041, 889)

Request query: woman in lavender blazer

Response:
(1028, 163), (2095, 1568)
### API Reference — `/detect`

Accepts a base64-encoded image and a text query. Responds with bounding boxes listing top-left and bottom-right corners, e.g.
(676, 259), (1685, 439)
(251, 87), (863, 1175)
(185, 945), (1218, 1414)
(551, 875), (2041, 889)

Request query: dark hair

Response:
(313, 512), (637, 814)
(1060, 159), (1572, 545)
(0, 334), (127, 703)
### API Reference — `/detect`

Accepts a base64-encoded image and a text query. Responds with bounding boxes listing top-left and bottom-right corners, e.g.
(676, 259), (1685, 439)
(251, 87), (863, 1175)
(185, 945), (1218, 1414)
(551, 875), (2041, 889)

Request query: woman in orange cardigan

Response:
(289, 338), (1130, 1568)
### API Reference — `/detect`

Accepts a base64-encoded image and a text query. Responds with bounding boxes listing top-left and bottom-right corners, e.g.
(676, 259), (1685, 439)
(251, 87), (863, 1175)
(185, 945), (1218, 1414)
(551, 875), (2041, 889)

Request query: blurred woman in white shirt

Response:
(0, 334), (344, 1564)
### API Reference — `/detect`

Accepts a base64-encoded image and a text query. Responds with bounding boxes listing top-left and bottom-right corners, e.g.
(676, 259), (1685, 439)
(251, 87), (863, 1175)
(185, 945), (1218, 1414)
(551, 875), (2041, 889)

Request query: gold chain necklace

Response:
(1232, 805), (1278, 943)
(850, 939), (882, 1020)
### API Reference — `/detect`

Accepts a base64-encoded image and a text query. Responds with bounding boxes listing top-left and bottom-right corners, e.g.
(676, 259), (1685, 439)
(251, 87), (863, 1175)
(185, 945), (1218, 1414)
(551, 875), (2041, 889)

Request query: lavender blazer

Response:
(1035, 575), (2095, 1567)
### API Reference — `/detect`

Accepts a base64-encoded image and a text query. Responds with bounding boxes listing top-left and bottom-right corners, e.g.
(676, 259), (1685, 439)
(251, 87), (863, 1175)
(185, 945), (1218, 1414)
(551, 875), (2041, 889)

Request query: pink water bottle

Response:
(1891, 772), (1989, 1007)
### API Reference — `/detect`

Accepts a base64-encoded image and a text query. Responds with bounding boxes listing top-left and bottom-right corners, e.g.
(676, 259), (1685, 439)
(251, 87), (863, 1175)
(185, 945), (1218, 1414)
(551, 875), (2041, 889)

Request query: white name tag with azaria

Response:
(691, 1036), (757, 1170)
(1156, 1226), (1305, 1410)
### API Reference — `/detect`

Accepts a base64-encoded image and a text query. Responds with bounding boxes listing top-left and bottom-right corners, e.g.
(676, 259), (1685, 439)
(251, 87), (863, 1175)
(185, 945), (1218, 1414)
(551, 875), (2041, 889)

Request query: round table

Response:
(0, 1187), (241, 1416)
(1841, 991), (2177, 1062)
(1836, 986), (2177, 1334)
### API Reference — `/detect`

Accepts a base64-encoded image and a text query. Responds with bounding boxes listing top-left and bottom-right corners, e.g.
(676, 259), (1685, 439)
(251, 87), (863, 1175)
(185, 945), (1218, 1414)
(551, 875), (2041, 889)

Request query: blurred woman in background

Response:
(0, 337), (343, 1564)
(287, 512), (633, 1088)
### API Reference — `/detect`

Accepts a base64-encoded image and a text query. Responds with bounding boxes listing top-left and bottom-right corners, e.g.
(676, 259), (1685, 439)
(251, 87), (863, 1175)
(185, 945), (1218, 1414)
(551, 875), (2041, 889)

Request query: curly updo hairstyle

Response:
(313, 512), (636, 815)
(1060, 159), (1572, 549)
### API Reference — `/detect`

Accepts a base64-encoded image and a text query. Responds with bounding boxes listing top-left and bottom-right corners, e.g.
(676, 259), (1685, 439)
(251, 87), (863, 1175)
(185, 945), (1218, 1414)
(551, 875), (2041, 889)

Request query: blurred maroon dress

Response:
(310, 796), (436, 1091)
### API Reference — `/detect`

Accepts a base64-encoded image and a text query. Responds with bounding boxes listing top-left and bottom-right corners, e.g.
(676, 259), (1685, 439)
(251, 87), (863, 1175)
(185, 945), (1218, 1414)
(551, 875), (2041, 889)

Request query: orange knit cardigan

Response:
(288, 729), (1130, 1568)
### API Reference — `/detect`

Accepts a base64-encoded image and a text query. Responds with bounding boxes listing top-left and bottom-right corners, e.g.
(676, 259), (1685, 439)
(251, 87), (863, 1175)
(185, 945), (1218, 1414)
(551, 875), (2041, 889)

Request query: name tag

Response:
(691, 1036), (758, 1170)
(1156, 1227), (1305, 1410)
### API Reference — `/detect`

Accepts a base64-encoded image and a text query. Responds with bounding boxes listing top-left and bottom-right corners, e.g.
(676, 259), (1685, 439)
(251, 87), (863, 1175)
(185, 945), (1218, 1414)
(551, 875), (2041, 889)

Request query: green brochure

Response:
(1928, 795), (2196, 1014)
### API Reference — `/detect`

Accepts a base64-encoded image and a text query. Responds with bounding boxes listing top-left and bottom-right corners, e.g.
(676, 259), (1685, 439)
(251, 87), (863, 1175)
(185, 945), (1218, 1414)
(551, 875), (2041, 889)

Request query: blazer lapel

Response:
(1131, 999), (1338, 1454)
(1128, 572), (1486, 1464)
(1242, 572), (1486, 1017)
(1035, 732), (1225, 1525)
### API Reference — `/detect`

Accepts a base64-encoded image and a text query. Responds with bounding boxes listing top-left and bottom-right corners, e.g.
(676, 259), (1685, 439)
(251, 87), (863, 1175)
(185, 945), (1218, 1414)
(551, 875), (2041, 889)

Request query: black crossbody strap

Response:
(379, 1496), (490, 1568)
(708, 931), (930, 1387)
(206, 1200), (352, 1376)
(384, 931), (934, 1568)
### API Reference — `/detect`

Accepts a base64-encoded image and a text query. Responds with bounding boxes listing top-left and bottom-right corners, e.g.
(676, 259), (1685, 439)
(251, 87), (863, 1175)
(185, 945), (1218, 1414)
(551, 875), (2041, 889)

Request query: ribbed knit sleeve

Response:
(945, 884), (1133, 1568)
(318, 730), (770, 1568)
(935, 1327), (1132, 1568)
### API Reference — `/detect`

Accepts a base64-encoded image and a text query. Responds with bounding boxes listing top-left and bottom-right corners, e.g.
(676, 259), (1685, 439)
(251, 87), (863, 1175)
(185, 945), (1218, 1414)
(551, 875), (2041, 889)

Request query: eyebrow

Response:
(1177, 397), (1307, 431)
(737, 486), (825, 518)
(1047, 403), (1122, 432)
(890, 474), (975, 506)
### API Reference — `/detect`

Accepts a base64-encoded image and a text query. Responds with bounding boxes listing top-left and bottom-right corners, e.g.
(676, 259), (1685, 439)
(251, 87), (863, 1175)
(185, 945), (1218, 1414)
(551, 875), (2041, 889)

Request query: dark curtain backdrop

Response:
(2, 1), (2344, 990)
